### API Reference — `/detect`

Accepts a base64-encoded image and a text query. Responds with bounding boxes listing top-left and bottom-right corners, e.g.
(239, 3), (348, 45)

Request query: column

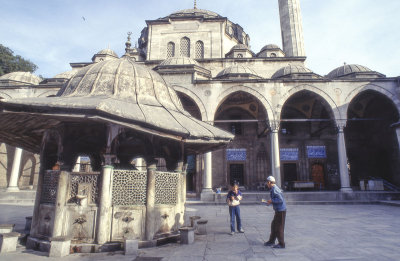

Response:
(52, 171), (69, 237)
(72, 156), (81, 172)
(175, 159), (185, 226)
(395, 126), (400, 153)
(337, 120), (352, 192)
(200, 152), (214, 201)
(135, 157), (143, 171)
(270, 121), (282, 188)
(145, 159), (157, 240)
(96, 164), (114, 244)
(7, 147), (23, 192)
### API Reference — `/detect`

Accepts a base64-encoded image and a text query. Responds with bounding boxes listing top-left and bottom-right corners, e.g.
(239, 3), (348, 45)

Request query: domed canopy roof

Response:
(272, 64), (319, 79)
(96, 48), (118, 58)
(216, 64), (261, 79)
(260, 44), (281, 52)
(166, 8), (221, 19)
(327, 64), (384, 79)
(53, 69), (78, 79)
(0, 57), (233, 152)
(0, 71), (41, 85)
(160, 57), (200, 66)
(230, 44), (249, 51)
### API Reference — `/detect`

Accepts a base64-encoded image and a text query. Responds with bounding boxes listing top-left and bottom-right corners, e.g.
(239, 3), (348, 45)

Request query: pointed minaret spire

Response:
(194, 0), (197, 9)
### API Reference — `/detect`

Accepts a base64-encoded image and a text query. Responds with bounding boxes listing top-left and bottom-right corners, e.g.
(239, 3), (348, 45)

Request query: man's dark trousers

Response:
(269, 210), (286, 246)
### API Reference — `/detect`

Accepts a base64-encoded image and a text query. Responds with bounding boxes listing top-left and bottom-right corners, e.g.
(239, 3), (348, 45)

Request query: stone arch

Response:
(172, 85), (208, 121)
(277, 84), (341, 120)
(344, 83), (400, 117)
(216, 85), (274, 121)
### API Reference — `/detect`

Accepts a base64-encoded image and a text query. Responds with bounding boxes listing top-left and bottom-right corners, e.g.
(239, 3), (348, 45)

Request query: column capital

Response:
(269, 120), (280, 132)
(336, 119), (347, 132)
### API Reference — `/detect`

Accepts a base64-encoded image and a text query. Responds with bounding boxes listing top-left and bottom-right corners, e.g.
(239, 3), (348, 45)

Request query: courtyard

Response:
(0, 203), (399, 260)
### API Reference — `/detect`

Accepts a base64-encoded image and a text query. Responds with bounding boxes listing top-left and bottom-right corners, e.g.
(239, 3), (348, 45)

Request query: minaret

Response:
(278, 0), (306, 57)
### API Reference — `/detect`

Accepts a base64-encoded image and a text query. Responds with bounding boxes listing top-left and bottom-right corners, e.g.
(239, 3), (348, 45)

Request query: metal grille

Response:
(41, 170), (60, 204)
(69, 173), (100, 204)
(180, 37), (190, 57)
(112, 169), (147, 206)
(167, 42), (175, 58)
(195, 41), (204, 59)
(155, 171), (179, 205)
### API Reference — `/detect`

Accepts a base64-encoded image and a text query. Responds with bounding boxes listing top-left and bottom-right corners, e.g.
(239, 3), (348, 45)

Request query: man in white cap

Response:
(264, 175), (286, 248)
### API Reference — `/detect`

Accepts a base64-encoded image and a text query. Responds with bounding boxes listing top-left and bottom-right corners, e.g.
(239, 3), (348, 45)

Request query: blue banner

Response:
(226, 149), (247, 161)
(280, 148), (299, 161)
(307, 146), (327, 158)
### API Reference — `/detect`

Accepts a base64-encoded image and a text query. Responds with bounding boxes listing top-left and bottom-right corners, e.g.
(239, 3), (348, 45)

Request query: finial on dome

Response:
(125, 32), (132, 54)
(194, 0), (197, 9)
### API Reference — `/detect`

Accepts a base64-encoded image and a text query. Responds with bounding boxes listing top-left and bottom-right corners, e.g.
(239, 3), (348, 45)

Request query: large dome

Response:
(327, 64), (384, 79)
(0, 71), (41, 85)
(166, 8), (221, 19)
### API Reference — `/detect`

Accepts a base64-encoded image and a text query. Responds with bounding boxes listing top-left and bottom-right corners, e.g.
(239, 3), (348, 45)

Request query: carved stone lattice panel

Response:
(69, 173), (100, 205)
(41, 170), (60, 204)
(112, 170), (147, 206)
(155, 171), (179, 205)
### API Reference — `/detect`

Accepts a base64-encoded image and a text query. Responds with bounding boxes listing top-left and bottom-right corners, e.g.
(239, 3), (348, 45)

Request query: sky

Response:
(1, 0), (399, 78)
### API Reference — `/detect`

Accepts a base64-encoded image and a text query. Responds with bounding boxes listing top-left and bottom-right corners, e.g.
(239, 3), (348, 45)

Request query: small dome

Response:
(160, 57), (200, 66)
(53, 70), (78, 79)
(167, 8), (221, 19)
(0, 71), (41, 85)
(260, 44), (281, 52)
(272, 64), (315, 79)
(96, 48), (118, 58)
(230, 44), (250, 51)
(327, 64), (383, 79)
(216, 65), (261, 79)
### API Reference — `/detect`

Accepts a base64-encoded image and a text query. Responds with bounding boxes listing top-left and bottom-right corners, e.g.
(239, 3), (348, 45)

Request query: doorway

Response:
(229, 163), (244, 186)
(311, 163), (325, 190)
(283, 163), (297, 190)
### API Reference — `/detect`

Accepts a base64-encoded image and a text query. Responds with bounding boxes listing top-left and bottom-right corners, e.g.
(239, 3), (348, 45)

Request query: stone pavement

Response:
(1, 203), (400, 260)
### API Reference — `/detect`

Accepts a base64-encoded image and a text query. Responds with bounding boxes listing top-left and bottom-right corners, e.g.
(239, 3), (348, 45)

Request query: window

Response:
(180, 37), (190, 57)
(237, 53), (243, 58)
(195, 41), (204, 59)
(270, 53), (277, 57)
(167, 42), (175, 58)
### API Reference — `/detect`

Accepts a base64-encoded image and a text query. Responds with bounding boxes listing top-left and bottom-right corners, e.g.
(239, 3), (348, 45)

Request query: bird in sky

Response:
(82, 16), (86, 21)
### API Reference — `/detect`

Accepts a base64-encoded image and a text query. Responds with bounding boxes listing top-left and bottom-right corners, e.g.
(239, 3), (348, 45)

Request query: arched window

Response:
(237, 54), (243, 58)
(167, 42), (175, 58)
(180, 37), (190, 57)
(195, 41), (204, 59)
(270, 53), (277, 57)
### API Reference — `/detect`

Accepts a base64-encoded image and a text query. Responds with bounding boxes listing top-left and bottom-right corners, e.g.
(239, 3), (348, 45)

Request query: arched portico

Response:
(216, 85), (275, 122)
(279, 89), (341, 190)
(277, 84), (342, 121)
(172, 86), (208, 121)
(345, 89), (400, 188)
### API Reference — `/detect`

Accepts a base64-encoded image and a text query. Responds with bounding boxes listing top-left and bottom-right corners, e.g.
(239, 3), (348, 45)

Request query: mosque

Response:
(1, 0), (400, 201)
